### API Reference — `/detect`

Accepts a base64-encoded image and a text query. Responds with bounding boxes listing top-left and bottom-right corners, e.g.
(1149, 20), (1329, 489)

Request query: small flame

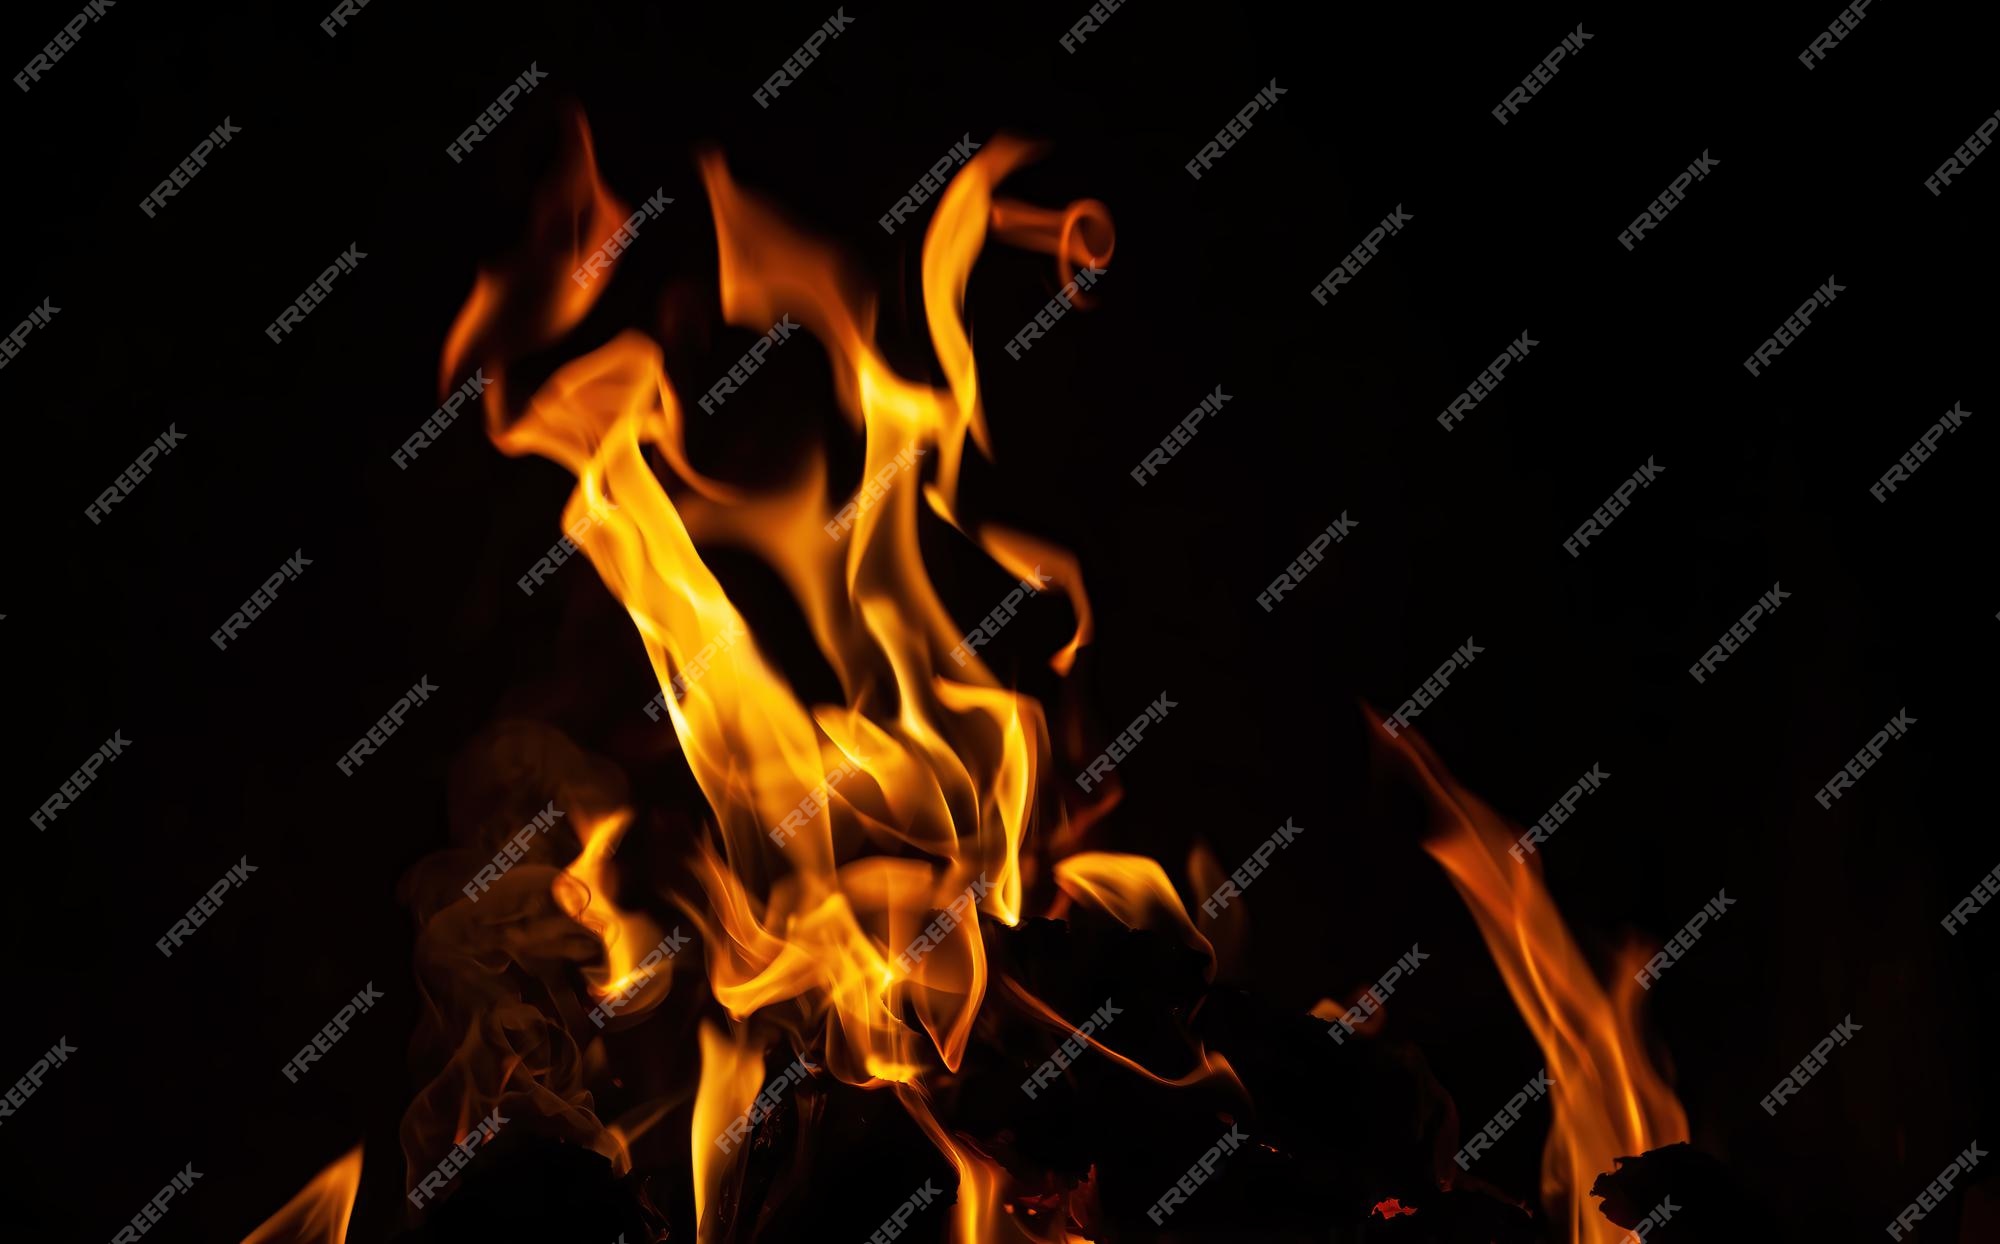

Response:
(1053, 852), (1214, 974)
(395, 725), (639, 1193)
(1383, 725), (1688, 1243)
(900, 1085), (1017, 1243)
(555, 807), (666, 1001)
(1002, 977), (1244, 1096)
(239, 1145), (362, 1244)
(440, 108), (626, 399)
(900, 1081), (1106, 1244)
(691, 1021), (770, 1239)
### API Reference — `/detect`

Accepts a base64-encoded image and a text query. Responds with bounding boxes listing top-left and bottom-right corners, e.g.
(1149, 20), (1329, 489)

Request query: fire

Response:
(1053, 852), (1213, 973)
(258, 105), (1700, 1243)
(691, 1021), (770, 1237)
(1383, 725), (1689, 1243)
(239, 1145), (362, 1244)
(440, 118), (1114, 1240)
(555, 807), (667, 1002)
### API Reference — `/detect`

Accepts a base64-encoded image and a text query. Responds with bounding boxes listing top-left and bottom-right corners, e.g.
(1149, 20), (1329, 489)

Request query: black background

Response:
(3, 1), (1995, 1240)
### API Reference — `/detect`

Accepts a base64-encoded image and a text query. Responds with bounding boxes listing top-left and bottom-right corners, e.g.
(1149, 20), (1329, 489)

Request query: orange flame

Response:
(394, 723), (641, 1194)
(440, 108), (626, 402)
(1383, 725), (1688, 1243)
(427, 112), (1686, 1244)
(1001, 977), (1244, 1097)
(444, 117), (1112, 1242)
(555, 807), (668, 1002)
(1053, 852), (1214, 974)
(239, 1145), (363, 1244)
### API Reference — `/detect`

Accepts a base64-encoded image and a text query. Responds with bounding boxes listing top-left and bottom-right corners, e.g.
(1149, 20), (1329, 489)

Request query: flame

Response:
(1383, 725), (1688, 1243)
(1053, 852), (1213, 974)
(239, 1145), (362, 1244)
(430, 112), (1687, 1244)
(691, 1021), (770, 1239)
(445, 116), (1112, 1242)
(393, 724), (641, 1196)
(440, 108), (626, 400)
(988, 194), (1115, 308)
(975, 524), (1092, 676)
(1001, 977), (1244, 1097)
(555, 807), (666, 1000)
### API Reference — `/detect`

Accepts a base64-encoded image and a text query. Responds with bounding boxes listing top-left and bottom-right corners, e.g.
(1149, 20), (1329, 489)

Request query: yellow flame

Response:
(691, 1022), (770, 1240)
(444, 116), (1112, 1244)
(432, 110), (1694, 1244)
(555, 807), (668, 999)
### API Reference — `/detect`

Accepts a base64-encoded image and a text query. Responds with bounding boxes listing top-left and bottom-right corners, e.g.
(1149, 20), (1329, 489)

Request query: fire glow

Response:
(240, 114), (1687, 1244)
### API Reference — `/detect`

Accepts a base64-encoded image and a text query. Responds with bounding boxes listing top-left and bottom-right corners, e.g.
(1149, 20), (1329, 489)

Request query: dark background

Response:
(3, 0), (1995, 1240)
